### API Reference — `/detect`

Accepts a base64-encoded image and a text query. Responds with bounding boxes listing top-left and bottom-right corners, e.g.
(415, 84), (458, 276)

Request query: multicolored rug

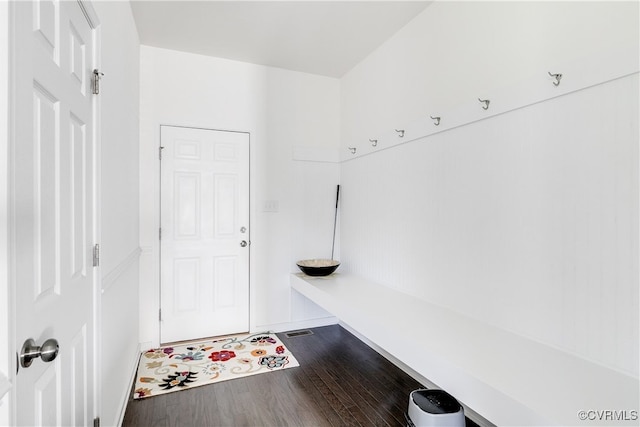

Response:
(133, 332), (299, 399)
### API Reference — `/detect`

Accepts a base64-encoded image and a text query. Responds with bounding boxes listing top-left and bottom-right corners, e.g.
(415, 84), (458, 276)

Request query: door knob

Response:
(20, 338), (59, 368)
(240, 240), (248, 247)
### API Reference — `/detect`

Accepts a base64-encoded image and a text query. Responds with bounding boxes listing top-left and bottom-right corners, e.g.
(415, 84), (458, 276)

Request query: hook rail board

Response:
(341, 42), (639, 162)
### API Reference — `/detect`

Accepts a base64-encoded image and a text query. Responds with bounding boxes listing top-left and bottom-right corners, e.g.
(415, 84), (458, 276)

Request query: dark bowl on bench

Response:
(296, 259), (340, 276)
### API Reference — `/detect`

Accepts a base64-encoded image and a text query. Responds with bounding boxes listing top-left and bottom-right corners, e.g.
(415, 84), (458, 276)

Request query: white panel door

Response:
(160, 126), (250, 343)
(11, 1), (96, 426)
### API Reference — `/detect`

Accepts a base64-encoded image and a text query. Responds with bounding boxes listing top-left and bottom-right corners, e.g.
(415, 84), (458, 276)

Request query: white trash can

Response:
(407, 389), (465, 427)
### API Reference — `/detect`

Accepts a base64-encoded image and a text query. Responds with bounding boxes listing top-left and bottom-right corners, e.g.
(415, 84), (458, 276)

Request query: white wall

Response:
(341, 1), (639, 145)
(139, 46), (340, 347)
(92, 2), (140, 426)
(339, 0), (638, 422)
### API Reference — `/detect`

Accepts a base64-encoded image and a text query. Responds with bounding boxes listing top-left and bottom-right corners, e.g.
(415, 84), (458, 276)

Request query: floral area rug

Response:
(133, 332), (299, 399)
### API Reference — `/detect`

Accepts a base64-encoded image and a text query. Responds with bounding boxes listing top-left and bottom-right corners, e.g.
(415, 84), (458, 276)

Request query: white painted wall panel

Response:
(343, 75), (639, 376)
(91, 2), (140, 426)
(339, 0), (639, 392)
(99, 258), (140, 427)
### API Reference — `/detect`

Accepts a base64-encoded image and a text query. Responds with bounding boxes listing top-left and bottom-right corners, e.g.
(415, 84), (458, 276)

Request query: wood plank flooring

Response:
(123, 324), (480, 426)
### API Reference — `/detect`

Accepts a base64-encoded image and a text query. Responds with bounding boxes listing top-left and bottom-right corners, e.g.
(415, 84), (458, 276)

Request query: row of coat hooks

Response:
(347, 71), (563, 154)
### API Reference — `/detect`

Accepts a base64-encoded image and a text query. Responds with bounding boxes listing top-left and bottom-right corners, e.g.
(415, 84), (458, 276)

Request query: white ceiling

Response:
(130, 1), (431, 78)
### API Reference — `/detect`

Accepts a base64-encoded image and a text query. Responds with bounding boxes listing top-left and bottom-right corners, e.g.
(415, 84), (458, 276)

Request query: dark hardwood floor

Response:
(123, 324), (479, 427)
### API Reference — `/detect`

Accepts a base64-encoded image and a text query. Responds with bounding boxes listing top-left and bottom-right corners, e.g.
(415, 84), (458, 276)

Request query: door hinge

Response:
(159, 227), (162, 240)
(93, 417), (100, 427)
(91, 69), (104, 95)
(159, 308), (162, 321)
(159, 146), (164, 160)
(93, 244), (100, 267)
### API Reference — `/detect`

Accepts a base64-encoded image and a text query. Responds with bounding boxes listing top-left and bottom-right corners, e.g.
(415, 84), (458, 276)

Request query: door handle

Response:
(20, 338), (59, 368)
(240, 240), (248, 247)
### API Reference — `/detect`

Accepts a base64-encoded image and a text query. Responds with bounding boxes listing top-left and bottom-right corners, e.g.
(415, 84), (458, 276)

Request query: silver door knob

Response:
(240, 240), (248, 247)
(20, 338), (59, 368)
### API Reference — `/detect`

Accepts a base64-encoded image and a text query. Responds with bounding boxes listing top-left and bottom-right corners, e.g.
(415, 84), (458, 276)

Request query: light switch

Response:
(262, 200), (279, 212)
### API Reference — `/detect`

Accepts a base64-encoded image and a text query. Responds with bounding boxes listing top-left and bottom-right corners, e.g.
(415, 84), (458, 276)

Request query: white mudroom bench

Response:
(290, 273), (638, 427)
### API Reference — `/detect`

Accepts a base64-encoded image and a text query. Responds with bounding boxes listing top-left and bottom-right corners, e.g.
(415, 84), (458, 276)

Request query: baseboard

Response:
(338, 321), (495, 427)
(115, 343), (142, 427)
(255, 316), (338, 334)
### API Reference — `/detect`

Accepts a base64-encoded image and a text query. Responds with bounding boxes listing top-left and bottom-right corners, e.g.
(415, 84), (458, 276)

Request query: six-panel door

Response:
(160, 126), (250, 343)
(12, 0), (96, 425)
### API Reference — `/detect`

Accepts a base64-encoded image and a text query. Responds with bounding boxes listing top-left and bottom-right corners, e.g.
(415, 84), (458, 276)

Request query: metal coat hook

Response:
(430, 116), (441, 126)
(478, 98), (490, 110)
(348, 147), (357, 154)
(548, 71), (562, 86)
(369, 139), (378, 147)
(395, 129), (405, 138)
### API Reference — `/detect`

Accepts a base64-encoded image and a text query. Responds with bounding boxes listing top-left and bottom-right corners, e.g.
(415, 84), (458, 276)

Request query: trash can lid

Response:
(411, 389), (461, 414)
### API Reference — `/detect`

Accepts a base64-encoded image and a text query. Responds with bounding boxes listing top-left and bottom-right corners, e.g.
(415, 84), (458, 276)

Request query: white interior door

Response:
(11, 0), (96, 425)
(160, 126), (250, 343)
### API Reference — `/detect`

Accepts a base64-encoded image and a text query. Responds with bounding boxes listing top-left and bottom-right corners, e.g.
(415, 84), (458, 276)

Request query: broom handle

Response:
(331, 185), (340, 260)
